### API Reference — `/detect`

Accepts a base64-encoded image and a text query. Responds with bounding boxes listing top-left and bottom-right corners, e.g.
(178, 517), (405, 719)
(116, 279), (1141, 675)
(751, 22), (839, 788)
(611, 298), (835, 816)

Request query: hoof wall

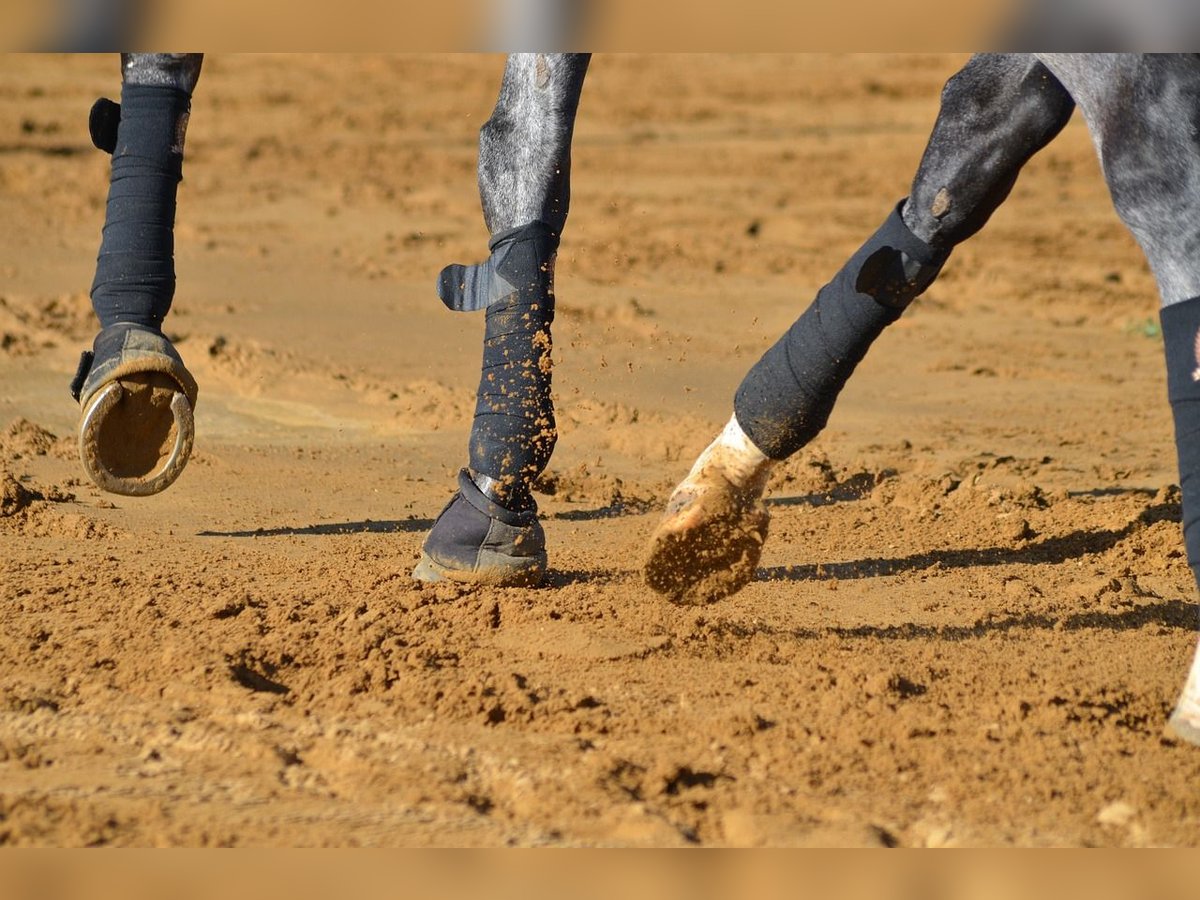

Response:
(79, 374), (194, 497)
(644, 477), (769, 605)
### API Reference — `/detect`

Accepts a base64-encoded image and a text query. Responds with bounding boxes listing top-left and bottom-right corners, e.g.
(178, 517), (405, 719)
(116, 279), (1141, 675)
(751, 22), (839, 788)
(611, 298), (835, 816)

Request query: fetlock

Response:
(671, 415), (775, 508)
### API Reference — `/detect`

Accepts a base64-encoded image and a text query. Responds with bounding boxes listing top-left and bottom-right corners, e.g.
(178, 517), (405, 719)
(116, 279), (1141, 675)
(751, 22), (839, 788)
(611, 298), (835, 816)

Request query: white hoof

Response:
(644, 415), (774, 605)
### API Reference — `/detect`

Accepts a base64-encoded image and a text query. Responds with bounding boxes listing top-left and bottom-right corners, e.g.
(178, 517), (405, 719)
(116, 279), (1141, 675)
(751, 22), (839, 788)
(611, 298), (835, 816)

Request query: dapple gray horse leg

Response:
(72, 54), (202, 497)
(1037, 54), (1200, 746)
(1034, 55), (1200, 305)
(644, 54), (1076, 604)
(415, 53), (591, 587)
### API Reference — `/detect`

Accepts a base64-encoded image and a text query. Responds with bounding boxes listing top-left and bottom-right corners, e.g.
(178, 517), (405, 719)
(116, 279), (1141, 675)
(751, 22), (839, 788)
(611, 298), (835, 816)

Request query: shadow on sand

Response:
(759, 498), (1180, 584)
(199, 518), (434, 538)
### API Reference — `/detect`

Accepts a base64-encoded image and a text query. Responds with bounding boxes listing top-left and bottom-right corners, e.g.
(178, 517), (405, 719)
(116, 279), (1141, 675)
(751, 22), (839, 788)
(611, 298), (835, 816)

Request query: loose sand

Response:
(2, 54), (1199, 846)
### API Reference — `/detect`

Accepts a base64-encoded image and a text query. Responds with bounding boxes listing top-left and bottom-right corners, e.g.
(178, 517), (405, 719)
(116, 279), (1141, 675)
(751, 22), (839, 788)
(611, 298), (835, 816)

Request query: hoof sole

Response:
(79, 374), (195, 497)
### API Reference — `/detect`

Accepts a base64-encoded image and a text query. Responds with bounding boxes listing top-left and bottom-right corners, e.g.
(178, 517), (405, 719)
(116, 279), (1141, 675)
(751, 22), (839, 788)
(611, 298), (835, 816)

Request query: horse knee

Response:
(121, 53), (203, 94)
(906, 55), (1074, 249)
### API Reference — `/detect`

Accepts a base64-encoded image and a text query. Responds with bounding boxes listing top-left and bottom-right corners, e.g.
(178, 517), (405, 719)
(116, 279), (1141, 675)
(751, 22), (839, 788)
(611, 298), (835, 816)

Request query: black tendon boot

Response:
(734, 200), (949, 459)
(414, 222), (558, 586)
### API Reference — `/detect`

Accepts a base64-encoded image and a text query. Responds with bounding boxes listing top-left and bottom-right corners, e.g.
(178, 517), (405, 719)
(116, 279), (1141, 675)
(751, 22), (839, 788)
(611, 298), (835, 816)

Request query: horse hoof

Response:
(74, 323), (199, 497)
(79, 376), (195, 496)
(643, 475), (769, 605)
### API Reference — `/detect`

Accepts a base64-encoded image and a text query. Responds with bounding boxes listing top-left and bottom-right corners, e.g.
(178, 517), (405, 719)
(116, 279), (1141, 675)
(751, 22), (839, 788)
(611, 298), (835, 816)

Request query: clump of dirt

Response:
(190, 332), (289, 382)
(767, 447), (838, 493)
(870, 455), (1056, 523)
(767, 446), (890, 501)
(1, 330), (36, 355)
(535, 462), (659, 512)
(1, 418), (67, 461)
(559, 397), (644, 430)
(28, 293), (94, 339)
(1, 470), (38, 516)
(0, 293), (94, 353)
(389, 378), (475, 429)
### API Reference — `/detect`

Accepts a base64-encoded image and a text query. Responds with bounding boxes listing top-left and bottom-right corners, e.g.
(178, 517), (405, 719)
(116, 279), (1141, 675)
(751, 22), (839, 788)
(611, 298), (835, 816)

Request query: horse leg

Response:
(72, 53), (202, 496)
(1037, 54), (1200, 746)
(645, 54), (1076, 604)
(414, 53), (590, 587)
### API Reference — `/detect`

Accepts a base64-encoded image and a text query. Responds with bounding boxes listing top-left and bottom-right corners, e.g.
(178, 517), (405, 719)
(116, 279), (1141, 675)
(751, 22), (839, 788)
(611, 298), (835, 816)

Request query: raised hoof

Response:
(643, 475), (769, 605)
(412, 469), (548, 589)
(74, 324), (199, 497)
(80, 376), (194, 496)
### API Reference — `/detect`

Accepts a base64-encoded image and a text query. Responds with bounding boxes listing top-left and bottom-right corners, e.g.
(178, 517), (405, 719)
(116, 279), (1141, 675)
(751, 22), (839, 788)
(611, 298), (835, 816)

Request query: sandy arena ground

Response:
(2, 54), (1200, 847)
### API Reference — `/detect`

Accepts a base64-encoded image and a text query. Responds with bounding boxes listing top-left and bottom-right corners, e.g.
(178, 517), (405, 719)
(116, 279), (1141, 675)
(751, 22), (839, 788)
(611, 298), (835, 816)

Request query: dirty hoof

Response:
(80, 375), (194, 496)
(643, 474), (769, 605)
(74, 324), (198, 497)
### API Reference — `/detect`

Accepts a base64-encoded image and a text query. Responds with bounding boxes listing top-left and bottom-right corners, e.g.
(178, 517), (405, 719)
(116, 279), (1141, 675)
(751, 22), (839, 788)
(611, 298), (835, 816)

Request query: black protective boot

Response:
(734, 200), (949, 460)
(413, 469), (547, 587)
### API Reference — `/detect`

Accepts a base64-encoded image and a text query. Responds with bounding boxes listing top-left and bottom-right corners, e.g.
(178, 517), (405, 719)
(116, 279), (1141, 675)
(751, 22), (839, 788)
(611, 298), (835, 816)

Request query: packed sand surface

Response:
(3, 54), (1200, 847)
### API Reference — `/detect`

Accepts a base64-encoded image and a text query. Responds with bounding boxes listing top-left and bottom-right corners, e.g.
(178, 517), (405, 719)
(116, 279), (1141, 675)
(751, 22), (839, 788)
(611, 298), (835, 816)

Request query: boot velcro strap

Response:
(69, 350), (95, 402)
(457, 469), (538, 527)
(436, 221), (559, 313)
(89, 98), (121, 154)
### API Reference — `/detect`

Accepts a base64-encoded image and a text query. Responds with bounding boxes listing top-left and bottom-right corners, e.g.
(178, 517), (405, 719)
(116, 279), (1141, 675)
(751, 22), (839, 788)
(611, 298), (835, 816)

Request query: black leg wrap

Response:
(734, 200), (949, 460)
(439, 221), (560, 513)
(1161, 296), (1200, 594)
(90, 83), (190, 331)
